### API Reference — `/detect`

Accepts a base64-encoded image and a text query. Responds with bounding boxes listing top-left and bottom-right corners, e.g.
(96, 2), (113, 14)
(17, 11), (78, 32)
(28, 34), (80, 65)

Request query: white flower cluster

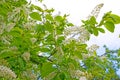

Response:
(64, 3), (104, 44)
(10, 46), (18, 51)
(1, 35), (12, 45)
(0, 65), (17, 79)
(78, 27), (90, 43)
(87, 44), (99, 55)
(87, 3), (104, 19)
(22, 52), (30, 62)
(64, 26), (90, 43)
(76, 70), (93, 80)
(100, 55), (107, 61)
(22, 70), (37, 80)
(74, 70), (86, 77)
(71, 70), (92, 80)
(30, 38), (37, 44)
(79, 76), (87, 80)
(6, 22), (15, 32)
(0, 24), (4, 34)
(82, 44), (99, 58)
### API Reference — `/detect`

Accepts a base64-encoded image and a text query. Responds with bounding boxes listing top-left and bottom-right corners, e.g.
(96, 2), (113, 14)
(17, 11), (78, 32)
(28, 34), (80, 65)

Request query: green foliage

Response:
(30, 12), (42, 21)
(104, 21), (115, 32)
(82, 16), (106, 36)
(82, 11), (120, 36)
(0, 0), (120, 80)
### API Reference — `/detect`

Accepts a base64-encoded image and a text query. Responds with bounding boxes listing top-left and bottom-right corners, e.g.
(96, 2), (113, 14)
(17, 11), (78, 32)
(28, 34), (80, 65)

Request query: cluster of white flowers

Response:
(22, 70), (37, 80)
(71, 70), (92, 80)
(82, 44), (99, 58)
(87, 3), (104, 19)
(87, 44), (99, 55)
(82, 54), (90, 59)
(64, 26), (90, 43)
(63, 3), (104, 44)
(6, 22), (15, 32)
(74, 70), (85, 77)
(30, 38), (37, 44)
(78, 27), (90, 43)
(0, 65), (17, 79)
(75, 70), (93, 80)
(0, 24), (4, 34)
(22, 52), (30, 62)
(10, 46), (18, 51)
(100, 55), (107, 61)
(79, 76), (87, 80)
(1, 35), (12, 45)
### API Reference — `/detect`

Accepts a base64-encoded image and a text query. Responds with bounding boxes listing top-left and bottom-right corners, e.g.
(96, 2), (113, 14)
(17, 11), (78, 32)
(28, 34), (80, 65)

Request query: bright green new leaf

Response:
(104, 21), (115, 32)
(41, 62), (56, 77)
(89, 16), (98, 24)
(97, 28), (105, 33)
(67, 23), (74, 26)
(54, 16), (63, 22)
(110, 14), (120, 24)
(46, 14), (53, 21)
(33, 5), (44, 12)
(57, 36), (65, 44)
(93, 28), (99, 36)
(38, 0), (43, 2)
(29, 12), (41, 21)
(45, 8), (54, 13)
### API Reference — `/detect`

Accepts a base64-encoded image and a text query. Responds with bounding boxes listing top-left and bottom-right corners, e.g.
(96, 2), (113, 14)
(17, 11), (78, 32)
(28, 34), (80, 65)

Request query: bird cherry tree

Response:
(0, 0), (120, 80)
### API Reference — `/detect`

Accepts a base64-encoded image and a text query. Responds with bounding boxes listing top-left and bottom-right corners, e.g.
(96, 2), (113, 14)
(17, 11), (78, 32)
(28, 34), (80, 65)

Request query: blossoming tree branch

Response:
(0, 0), (120, 80)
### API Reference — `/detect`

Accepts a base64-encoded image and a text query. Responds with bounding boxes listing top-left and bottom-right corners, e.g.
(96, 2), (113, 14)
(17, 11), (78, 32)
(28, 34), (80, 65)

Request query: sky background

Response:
(31, 0), (120, 75)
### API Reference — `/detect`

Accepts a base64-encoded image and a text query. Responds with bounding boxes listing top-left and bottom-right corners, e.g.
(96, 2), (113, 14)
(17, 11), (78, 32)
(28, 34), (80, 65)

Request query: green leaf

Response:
(75, 52), (82, 59)
(59, 73), (66, 80)
(45, 8), (54, 13)
(104, 21), (115, 32)
(93, 28), (99, 36)
(35, 24), (45, 33)
(118, 49), (120, 56)
(97, 28), (105, 33)
(32, 5), (44, 12)
(110, 14), (120, 24)
(40, 47), (50, 52)
(57, 36), (65, 44)
(89, 16), (98, 24)
(29, 12), (41, 21)
(54, 16), (63, 22)
(44, 21), (54, 32)
(41, 62), (55, 77)
(67, 23), (74, 26)
(46, 14), (53, 21)
(38, 0), (43, 2)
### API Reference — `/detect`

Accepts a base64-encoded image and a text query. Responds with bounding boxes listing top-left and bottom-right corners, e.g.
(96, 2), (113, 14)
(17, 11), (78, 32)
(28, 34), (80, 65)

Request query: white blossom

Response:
(64, 26), (90, 43)
(87, 44), (99, 55)
(79, 76), (87, 80)
(0, 65), (17, 79)
(30, 38), (37, 44)
(22, 70), (37, 80)
(78, 27), (90, 43)
(87, 3), (104, 19)
(6, 23), (15, 32)
(22, 52), (30, 62)
(71, 70), (86, 79)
